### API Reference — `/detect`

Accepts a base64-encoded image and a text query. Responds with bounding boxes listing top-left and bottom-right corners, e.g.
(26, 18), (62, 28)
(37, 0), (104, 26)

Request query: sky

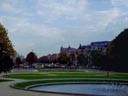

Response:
(0, 0), (128, 57)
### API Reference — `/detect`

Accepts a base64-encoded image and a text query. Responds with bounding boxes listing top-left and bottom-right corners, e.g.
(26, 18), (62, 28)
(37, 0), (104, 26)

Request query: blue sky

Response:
(0, 0), (128, 57)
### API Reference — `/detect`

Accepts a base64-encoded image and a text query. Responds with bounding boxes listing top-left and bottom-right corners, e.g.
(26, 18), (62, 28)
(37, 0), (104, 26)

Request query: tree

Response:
(38, 56), (50, 63)
(0, 23), (14, 73)
(58, 55), (69, 65)
(77, 53), (88, 67)
(26, 52), (37, 67)
(15, 56), (23, 68)
(0, 23), (14, 58)
(107, 28), (128, 72)
(90, 50), (103, 68)
(1, 55), (14, 73)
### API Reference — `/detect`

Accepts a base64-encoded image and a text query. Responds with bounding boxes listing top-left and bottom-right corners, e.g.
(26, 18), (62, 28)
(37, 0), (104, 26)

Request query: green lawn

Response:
(38, 69), (84, 72)
(4, 73), (96, 79)
(5, 71), (128, 89)
(4, 72), (128, 80)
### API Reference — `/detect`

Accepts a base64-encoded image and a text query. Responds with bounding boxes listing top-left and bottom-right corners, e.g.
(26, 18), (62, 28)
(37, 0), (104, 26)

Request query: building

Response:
(60, 46), (77, 56)
(60, 46), (76, 52)
(78, 41), (110, 53)
(39, 41), (110, 68)
(91, 41), (110, 50)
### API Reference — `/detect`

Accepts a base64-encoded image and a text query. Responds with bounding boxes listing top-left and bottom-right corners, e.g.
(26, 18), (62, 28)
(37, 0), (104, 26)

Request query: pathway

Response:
(0, 69), (127, 96)
(0, 70), (74, 96)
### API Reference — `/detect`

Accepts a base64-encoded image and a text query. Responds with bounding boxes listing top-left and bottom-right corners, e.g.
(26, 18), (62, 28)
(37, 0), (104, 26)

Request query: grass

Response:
(5, 71), (128, 89)
(38, 69), (84, 72)
(4, 73), (100, 79)
(4, 72), (128, 80)
(14, 79), (128, 89)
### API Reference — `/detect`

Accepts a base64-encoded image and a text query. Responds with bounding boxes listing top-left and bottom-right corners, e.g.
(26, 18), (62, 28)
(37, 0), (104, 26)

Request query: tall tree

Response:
(26, 52), (37, 66)
(0, 23), (14, 73)
(0, 23), (14, 58)
(107, 28), (128, 72)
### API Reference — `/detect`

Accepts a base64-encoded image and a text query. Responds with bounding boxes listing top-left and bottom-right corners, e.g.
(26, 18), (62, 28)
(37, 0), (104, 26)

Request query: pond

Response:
(28, 83), (128, 96)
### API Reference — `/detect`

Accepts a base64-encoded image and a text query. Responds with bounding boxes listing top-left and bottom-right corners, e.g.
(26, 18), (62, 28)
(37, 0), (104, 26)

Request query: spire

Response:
(79, 44), (82, 49)
(68, 45), (71, 49)
(60, 46), (63, 52)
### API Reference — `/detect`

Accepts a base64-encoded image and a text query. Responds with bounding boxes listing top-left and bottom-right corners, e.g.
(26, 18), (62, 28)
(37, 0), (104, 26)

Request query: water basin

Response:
(28, 83), (128, 96)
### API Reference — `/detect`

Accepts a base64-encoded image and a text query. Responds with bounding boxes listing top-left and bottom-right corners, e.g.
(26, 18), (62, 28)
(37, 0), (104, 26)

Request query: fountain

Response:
(28, 83), (128, 96)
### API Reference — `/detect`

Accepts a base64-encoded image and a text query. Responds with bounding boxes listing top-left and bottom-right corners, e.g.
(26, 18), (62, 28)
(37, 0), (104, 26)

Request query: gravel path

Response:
(1, 69), (127, 96)
(0, 70), (74, 96)
(0, 79), (75, 96)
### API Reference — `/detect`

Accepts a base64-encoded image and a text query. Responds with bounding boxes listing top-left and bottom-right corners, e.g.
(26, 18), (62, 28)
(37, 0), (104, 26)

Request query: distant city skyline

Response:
(0, 0), (128, 57)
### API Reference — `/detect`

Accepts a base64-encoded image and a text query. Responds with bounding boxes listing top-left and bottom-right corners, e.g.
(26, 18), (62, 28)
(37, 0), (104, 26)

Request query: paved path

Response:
(0, 70), (76, 96)
(1, 69), (127, 96)
(0, 79), (75, 96)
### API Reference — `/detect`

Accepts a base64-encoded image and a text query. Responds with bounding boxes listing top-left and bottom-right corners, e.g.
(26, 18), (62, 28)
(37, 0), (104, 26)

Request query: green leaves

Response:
(107, 28), (128, 72)
(0, 23), (14, 58)
(26, 52), (37, 65)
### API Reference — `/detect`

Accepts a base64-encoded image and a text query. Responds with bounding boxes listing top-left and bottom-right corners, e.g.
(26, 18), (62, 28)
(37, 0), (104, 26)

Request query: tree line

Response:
(0, 22), (128, 73)
(20, 28), (128, 72)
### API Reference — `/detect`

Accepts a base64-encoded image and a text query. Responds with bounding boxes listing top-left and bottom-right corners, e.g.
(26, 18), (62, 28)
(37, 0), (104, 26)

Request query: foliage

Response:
(77, 53), (88, 67)
(15, 57), (23, 67)
(0, 23), (14, 73)
(107, 28), (128, 72)
(58, 55), (69, 65)
(0, 55), (14, 73)
(0, 23), (14, 58)
(90, 50), (103, 67)
(38, 56), (50, 63)
(26, 52), (37, 66)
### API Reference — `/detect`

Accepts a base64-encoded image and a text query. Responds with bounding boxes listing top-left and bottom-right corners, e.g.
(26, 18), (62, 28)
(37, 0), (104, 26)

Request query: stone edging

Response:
(10, 79), (128, 96)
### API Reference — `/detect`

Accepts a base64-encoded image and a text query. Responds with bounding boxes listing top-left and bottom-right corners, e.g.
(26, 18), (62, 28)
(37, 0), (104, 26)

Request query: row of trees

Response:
(57, 50), (108, 69)
(15, 28), (128, 72)
(51, 28), (128, 72)
(81, 28), (128, 72)
(0, 21), (128, 73)
(15, 52), (37, 68)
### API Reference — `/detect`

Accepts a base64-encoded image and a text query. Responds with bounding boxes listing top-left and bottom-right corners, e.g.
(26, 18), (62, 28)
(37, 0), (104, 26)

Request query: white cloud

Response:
(1, 3), (15, 12)
(75, 7), (120, 36)
(1, 15), (62, 38)
(95, 8), (119, 29)
(0, 0), (128, 56)
(0, 15), (65, 56)
(37, 0), (88, 21)
(111, 0), (128, 7)
(0, 1), (22, 14)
